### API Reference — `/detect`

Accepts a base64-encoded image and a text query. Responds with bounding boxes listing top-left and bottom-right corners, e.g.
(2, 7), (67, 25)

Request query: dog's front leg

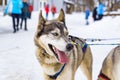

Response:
(80, 47), (93, 80)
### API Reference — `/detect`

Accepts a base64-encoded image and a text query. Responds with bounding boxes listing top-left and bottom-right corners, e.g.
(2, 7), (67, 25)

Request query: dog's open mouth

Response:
(48, 44), (69, 64)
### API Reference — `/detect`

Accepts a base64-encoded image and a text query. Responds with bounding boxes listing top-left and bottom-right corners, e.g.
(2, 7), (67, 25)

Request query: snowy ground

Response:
(0, 10), (120, 80)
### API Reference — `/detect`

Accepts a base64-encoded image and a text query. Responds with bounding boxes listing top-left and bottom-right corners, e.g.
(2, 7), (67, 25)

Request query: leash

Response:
(85, 38), (120, 42)
(88, 43), (120, 46)
(84, 38), (120, 45)
(71, 39), (120, 46)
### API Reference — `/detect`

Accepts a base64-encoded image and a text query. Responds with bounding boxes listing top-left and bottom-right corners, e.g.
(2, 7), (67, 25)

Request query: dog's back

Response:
(112, 46), (120, 80)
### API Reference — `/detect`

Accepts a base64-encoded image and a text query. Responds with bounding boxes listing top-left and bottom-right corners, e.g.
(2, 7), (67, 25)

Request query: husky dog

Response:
(98, 46), (120, 80)
(34, 9), (93, 80)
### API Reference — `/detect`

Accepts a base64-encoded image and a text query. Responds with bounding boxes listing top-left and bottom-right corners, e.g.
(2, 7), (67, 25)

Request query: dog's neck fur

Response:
(36, 45), (64, 77)
(36, 45), (60, 64)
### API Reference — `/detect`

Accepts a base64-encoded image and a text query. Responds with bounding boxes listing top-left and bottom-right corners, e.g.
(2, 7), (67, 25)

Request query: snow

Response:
(0, 10), (120, 80)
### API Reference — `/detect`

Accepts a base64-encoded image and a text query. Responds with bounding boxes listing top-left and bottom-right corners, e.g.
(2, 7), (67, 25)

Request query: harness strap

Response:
(98, 71), (111, 80)
(71, 41), (88, 53)
(49, 64), (66, 79)
(81, 43), (88, 53)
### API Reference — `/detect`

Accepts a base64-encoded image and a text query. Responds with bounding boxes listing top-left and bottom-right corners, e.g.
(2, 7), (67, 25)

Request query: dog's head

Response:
(34, 9), (73, 64)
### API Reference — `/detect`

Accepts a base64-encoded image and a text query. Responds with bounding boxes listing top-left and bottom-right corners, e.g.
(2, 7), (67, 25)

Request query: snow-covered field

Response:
(0, 10), (120, 80)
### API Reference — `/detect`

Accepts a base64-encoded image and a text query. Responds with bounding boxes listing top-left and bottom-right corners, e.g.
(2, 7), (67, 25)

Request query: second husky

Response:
(98, 46), (120, 80)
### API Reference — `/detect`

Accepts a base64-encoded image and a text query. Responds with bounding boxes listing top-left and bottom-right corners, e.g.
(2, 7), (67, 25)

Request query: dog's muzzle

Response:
(48, 43), (73, 64)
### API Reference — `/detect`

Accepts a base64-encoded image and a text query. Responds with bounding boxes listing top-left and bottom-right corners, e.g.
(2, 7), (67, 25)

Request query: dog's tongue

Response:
(55, 48), (69, 64)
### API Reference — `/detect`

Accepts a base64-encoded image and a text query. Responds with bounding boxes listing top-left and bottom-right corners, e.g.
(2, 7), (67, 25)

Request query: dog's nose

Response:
(66, 43), (73, 51)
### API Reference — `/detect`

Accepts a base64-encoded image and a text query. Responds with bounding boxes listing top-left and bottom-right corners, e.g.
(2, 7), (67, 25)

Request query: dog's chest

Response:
(56, 53), (77, 80)
(57, 67), (72, 80)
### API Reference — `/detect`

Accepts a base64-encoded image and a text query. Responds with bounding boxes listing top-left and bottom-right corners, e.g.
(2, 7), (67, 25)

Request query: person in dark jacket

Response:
(92, 7), (98, 21)
(28, 3), (33, 19)
(20, 0), (30, 31)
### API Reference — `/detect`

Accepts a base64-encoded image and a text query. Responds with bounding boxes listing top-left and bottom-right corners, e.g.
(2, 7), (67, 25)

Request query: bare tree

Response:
(86, 0), (94, 11)
(73, 0), (94, 12)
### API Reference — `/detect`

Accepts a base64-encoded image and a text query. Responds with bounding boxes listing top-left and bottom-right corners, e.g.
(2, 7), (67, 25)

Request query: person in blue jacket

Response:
(85, 7), (90, 25)
(97, 2), (105, 20)
(5, 0), (23, 33)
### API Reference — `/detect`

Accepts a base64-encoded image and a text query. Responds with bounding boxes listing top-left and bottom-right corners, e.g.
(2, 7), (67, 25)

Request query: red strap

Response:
(98, 71), (111, 80)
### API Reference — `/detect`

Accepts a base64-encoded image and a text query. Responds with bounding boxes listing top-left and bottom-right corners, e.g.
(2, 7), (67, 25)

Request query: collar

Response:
(98, 71), (111, 80)
(49, 64), (66, 79)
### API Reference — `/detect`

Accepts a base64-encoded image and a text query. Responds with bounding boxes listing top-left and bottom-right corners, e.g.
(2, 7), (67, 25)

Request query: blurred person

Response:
(92, 7), (98, 21)
(44, 4), (49, 19)
(85, 7), (90, 25)
(4, 0), (12, 16)
(20, 0), (30, 31)
(51, 4), (56, 18)
(4, 0), (23, 33)
(28, 3), (33, 19)
(97, 2), (105, 20)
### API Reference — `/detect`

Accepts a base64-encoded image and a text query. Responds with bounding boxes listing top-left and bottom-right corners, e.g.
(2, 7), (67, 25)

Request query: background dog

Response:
(34, 9), (93, 80)
(98, 46), (120, 80)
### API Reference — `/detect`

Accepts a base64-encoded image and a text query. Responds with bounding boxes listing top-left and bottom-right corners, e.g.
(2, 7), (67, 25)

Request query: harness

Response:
(71, 41), (88, 53)
(81, 43), (88, 53)
(49, 64), (66, 79)
(98, 71), (111, 80)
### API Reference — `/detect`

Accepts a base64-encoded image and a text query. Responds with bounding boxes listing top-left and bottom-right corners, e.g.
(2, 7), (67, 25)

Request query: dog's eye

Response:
(52, 32), (59, 36)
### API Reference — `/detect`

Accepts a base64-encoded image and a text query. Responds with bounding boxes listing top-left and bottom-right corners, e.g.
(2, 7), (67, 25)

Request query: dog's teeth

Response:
(65, 53), (67, 55)
(53, 46), (55, 50)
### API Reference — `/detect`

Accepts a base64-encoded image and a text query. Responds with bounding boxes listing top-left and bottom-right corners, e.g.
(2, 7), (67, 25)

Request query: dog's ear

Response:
(57, 9), (65, 23)
(37, 10), (46, 30)
(35, 10), (46, 38)
(34, 10), (46, 48)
